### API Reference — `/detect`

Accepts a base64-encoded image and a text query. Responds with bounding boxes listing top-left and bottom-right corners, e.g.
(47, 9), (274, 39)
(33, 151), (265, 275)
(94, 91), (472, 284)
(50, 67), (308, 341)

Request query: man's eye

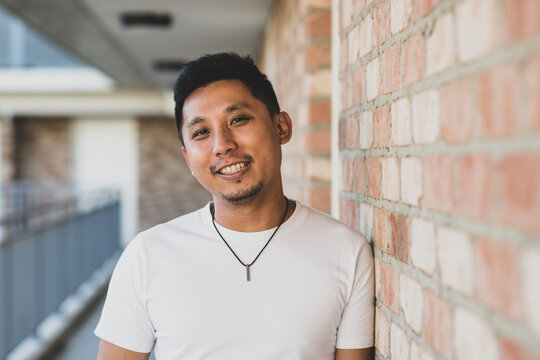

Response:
(231, 116), (249, 125)
(192, 129), (209, 139)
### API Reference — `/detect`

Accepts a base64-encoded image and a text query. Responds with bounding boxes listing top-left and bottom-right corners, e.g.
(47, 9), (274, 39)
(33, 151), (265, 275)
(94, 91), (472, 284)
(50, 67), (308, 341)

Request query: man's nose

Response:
(213, 127), (237, 156)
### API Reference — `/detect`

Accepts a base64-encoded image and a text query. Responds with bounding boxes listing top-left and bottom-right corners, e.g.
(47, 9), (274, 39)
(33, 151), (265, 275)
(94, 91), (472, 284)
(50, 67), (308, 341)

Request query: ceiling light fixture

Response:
(121, 12), (172, 28)
(153, 60), (185, 72)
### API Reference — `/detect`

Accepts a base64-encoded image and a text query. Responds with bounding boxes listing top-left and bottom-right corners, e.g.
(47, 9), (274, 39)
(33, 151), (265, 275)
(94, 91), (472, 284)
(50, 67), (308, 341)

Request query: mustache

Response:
(210, 154), (254, 173)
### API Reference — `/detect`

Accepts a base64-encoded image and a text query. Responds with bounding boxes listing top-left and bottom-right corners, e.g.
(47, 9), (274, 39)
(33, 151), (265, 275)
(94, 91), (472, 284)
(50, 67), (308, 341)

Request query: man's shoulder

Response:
(135, 203), (210, 243)
(296, 202), (368, 247)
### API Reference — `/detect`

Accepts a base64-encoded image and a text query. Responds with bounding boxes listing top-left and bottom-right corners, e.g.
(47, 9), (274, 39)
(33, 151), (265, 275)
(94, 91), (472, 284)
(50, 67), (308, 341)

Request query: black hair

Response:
(173, 52), (281, 146)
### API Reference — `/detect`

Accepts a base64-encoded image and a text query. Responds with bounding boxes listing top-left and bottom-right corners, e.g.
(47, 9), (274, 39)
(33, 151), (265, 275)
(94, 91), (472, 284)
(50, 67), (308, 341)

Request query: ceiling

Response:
(0, 0), (276, 89)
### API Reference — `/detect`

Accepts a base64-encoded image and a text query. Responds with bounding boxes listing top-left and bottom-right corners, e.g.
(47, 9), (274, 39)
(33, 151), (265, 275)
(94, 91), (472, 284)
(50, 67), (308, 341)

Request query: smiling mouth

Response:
(218, 162), (249, 175)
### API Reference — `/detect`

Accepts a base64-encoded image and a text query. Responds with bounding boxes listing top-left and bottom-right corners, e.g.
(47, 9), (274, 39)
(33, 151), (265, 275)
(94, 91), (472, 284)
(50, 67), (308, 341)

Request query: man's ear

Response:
(275, 112), (293, 145)
(182, 147), (192, 170)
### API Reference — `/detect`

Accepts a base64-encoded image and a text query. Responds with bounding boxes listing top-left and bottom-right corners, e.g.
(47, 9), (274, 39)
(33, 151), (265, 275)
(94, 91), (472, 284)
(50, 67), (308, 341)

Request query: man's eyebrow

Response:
(185, 116), (205, 128)
(225, 103), (252, 113)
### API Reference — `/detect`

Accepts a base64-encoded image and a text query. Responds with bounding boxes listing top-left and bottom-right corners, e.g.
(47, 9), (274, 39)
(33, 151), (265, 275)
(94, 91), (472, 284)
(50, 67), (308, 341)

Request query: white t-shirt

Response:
(95, 201), (374, 360)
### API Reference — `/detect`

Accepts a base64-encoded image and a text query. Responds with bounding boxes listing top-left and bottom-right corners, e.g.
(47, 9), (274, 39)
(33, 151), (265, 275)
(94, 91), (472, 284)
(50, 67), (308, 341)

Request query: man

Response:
(95, 53), (374, 360)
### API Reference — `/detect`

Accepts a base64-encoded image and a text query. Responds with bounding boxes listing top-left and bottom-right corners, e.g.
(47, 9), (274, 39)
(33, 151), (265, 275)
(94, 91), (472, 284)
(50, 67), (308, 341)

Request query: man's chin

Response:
(220, 182), (264, 205)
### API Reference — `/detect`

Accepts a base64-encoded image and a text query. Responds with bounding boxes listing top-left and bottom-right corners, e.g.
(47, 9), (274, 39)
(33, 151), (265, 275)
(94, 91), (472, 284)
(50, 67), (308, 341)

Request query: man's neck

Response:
(212, 193), (294, 232)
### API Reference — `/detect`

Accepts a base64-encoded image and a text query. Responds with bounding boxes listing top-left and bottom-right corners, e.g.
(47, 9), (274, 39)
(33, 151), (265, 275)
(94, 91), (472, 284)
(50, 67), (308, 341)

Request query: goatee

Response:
(221, 181), (263, 205)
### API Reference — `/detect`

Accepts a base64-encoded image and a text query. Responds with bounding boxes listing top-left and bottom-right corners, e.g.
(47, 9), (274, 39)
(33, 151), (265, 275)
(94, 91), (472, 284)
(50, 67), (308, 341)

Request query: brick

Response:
(478, 65), (519, 139)
(303, 0), (331, 9)
(456, 155), (495, 220)
(425, 291), (454, 358)
(410, 342), (434, 360)
(342, 158), (354, 192)
(340, 37), (349, 72)
(339, 196), (358, 229)
(381, 262), (400, 313)
(374, 0), (391, 45)
(359, 202), (374, 241)
(374, 106), (390, 148)
(359, 111), (374, 149)
(305, 157), (331, 182)
(303, 186), (331, 213)
(339, 76), (354, 109)
(413, 0), (435, 20)
(308, 100), (331, 125)
(390, 212), (409, 262)
(501, 154), (540, 231)
(400, 274), (423, 333)
(390, 324), (410, 360)
(346, 116), (359, 149)
(456, 0), (497, 62)
(16, 118), (70, 182)
(524, 56), (540, 132)
(366, 57), (380, 100)
(403, 32), (425, 86)
(412, 89), (440, 144)
(382, 45), (400, 94)
(499, 337), (540, 360)
(348, 26), (362, 65)
(440, 78), (474, 143)
(391, 0), (412, 34)
(400, 157), (423, 206)
(437, 227), (474, 295)
(374, 207), (389, 252)
(306, 40), (331, 69)
(375, 308), (391, 358)
(374, 256), (382, 299)
(306, 69), (331, 97)
(354, 157), (367, 195)
(522, 246), (540, 336)
(382, 157), (400, 201)
(366, 157), (382, 198)
(427, 13), (455, 76)
(476, 237), (521, 318)
(410, 217), (436, 275)
(138, 118), (211, 230)
(391, 97), (412, 146)
(455, 309), (498, 360)
(306, 128), (330, 154)
(340, 0), (353, 31)
(424, 155), (453, 213)
(359, 14), (374, 57)
(305, 10), (331, 38)
(504, 0), (540, 42)
(353, 66), (366, 105)
(339, 118), (347, 150)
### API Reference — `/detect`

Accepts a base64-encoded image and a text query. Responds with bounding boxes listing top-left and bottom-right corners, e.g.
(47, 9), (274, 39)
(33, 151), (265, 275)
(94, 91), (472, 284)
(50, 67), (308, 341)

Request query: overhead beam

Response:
(0, 91), (175, 118)
(0, 0), (155, 88)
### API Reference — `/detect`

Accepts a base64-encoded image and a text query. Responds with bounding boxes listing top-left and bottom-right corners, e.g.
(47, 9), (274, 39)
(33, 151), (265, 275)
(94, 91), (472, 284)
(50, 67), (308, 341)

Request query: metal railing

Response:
(0, 183), (121, 359)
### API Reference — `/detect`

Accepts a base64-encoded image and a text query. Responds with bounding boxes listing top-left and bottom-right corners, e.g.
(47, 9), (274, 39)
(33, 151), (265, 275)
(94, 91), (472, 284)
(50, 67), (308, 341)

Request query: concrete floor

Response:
(48, 296), (156, 360)
(49, 296), (104, 360)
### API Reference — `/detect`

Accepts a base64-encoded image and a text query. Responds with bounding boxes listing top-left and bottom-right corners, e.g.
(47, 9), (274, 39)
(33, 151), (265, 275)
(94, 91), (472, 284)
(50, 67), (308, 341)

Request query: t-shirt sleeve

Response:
(94, 236), (156, 353)
(336, 238), (375, 349)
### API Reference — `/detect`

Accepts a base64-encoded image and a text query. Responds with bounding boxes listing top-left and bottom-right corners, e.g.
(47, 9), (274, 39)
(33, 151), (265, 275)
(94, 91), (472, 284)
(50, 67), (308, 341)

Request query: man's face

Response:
(181, 79), (291, 205)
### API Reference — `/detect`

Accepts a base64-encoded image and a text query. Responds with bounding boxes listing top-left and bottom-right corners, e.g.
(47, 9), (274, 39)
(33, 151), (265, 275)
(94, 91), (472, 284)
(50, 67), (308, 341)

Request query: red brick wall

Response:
(338, 0), (540, 358)
(14, 116), (70, 181)
(259, 0), (332, 212)
(138, 117), (211, 231)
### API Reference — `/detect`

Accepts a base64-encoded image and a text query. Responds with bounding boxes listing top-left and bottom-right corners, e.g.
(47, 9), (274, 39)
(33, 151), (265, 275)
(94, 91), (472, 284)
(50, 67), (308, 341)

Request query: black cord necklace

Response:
(211, 197), (289, 282)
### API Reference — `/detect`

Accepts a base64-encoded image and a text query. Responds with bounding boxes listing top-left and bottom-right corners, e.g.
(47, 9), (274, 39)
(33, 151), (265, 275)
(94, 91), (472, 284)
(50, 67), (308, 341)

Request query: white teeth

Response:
(219, 162), (247, 174)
